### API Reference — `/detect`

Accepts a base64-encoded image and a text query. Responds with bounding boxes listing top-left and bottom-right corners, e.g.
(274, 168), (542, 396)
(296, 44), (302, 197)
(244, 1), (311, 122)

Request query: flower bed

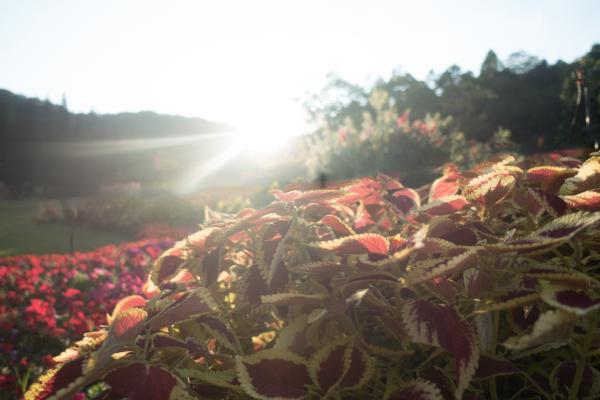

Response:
(0, 239), (173, 398)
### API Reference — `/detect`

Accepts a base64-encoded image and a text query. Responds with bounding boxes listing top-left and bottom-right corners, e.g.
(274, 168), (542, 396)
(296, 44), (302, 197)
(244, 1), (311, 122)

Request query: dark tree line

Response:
(305, 44), (600, 151)
(0, 90), (229, 140)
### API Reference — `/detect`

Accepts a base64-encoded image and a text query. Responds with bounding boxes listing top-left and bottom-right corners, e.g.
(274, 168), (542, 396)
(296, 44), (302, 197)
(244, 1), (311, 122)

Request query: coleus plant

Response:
(26, 151), (600, 400)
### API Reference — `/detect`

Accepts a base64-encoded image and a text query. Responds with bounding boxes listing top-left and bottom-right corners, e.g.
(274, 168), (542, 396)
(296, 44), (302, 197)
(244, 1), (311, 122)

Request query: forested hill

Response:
(0, 89), (229, 140)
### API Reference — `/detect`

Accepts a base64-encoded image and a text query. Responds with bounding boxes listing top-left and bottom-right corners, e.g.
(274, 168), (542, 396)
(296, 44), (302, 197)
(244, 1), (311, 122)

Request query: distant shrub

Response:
(304, 88), (453, 186)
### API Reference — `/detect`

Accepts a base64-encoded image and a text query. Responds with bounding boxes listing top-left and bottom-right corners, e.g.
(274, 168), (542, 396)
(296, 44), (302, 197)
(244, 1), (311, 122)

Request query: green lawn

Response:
(0, 200), (132, 257)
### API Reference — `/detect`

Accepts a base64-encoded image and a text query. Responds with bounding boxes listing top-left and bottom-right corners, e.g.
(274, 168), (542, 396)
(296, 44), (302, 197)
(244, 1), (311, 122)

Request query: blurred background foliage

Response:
(0, 44), (598, 197)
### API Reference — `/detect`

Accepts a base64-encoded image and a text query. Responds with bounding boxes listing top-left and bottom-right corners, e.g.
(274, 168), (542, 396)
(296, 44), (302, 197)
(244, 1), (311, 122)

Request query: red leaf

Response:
(562, 190), (600, 211)
(104, 363), (177, 400)
(429, 165), (462, 201)
(418, 195), (469, 217)
(310, 234), (390, 256)
(526, 166), (577, 193)
(319, 215), (356, 236)
(107, 295), (147, 324)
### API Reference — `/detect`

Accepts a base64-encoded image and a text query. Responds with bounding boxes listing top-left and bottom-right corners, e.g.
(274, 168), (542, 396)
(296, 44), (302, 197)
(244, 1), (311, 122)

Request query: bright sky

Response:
(1, 0), (599, 138)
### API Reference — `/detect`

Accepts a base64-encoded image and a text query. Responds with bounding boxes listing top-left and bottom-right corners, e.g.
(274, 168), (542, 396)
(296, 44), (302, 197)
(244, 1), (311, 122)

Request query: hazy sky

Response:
(1, 0), (599, 137)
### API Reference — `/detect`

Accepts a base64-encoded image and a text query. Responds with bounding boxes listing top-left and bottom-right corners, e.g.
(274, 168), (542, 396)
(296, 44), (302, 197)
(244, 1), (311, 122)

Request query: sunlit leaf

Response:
(562, 189), (600, 211)
(429, 165), (462, 202)
(309, 233), (390, 256)
(560, 157), (600, 195)
(526, 166), (577, 193)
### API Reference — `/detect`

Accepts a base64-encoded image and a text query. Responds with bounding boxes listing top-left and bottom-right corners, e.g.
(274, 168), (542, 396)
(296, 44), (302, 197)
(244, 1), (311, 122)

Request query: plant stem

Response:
(490, 311), (500, 400)
(568, 312), (598, 400)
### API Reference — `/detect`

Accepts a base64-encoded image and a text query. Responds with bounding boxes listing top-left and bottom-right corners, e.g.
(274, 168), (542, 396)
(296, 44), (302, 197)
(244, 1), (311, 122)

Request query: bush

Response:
(304, 88), (452, 186)
(25, 150), (600, 399)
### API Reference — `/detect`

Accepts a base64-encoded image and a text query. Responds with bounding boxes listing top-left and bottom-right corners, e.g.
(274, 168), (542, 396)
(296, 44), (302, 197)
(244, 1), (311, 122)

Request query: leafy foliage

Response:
(24, 150), (600, 399)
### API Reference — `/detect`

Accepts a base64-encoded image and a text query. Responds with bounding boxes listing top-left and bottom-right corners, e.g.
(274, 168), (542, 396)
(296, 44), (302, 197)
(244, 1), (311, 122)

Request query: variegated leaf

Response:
(503, 309), (576, 351)
(309, 339), (373, 395)
(24, 358), (86, 400)
(562, 189), (600, 211)
(540, 285), (600, 316)
(384, 379), (443, 400)
(107, 295), (147, 324)
(401, 300), (479, 399)
(526, 166), (578, 193)
(560, 157), (600, 195)
(110, 308), (148, 341)
(236, 349), (312, 400)
(403, 248), (479, 286)
(464, 170), (516, 207)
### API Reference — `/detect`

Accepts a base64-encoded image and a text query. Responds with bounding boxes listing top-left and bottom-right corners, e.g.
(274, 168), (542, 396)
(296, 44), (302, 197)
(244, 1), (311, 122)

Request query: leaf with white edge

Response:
(403, 248), (479, 286)
(148, 288), (217, 330)
(560, 157), (600, 195)
(464, 170), (516, 207)
(401, 300), (479, 399)
(540, 285), (600, 316)
(533, 211), (600, 239)
(512, 187), (567, 218)
(384, 379), (443, 400)
(562, 189), (600, 211)
(526, 166), (578, 193)
(517, 264), (596, 289)
(503, 309), (576, 351)
(309, 339), (372, 395)
(309, 233), (390, 256)
(417, 195), (469, 217)
(236, 349), (312, 400)
(261, 293), (326, 307)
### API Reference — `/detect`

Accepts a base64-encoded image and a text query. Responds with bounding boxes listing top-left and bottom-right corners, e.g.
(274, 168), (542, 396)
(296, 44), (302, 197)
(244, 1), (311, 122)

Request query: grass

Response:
(0, 200), (132, 257)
